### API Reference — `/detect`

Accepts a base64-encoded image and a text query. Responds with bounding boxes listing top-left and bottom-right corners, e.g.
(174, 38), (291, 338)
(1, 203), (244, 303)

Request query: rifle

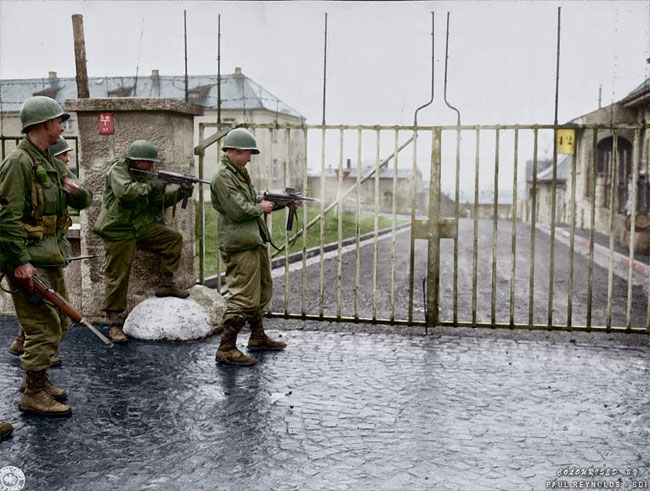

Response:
(261, 188), (318, 231)
(131, 169), (210, 209)
(30, 274), (114, 348)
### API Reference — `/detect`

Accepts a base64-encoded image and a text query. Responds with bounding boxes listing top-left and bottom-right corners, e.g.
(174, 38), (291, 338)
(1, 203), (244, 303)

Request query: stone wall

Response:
(64, 98), (203, 321)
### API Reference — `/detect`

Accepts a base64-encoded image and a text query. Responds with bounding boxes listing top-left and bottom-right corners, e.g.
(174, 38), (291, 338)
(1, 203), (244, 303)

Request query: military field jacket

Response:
(210, 155), (272, 252)
(0, 137), (92, 272)
(93, 156), (182, 242)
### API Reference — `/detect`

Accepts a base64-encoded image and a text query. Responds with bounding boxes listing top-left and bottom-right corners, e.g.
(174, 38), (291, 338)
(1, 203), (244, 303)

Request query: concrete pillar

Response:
(64, 98), (203, 321)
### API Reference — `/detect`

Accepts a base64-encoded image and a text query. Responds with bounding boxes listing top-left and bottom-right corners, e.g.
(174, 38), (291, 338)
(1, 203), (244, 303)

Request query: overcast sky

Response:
(1, 0), (647, 126)
(1, 1), (648, 193)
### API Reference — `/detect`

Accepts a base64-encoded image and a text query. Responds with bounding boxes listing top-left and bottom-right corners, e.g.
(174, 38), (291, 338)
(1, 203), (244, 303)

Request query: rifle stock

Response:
(32, 275), (114, 348)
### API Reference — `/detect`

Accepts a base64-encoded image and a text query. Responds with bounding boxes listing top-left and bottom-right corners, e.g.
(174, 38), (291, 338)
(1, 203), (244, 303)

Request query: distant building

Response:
(307, 159), (424, 214)
(0, 67), (306, 190)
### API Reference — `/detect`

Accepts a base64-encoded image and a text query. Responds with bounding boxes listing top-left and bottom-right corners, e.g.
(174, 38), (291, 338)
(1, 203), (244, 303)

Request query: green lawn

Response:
(195, 204), (404, 277)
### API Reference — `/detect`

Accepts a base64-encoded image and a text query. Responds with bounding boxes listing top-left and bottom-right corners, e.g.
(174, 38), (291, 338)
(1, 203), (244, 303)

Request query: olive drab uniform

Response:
(93, 156), (186, 314)
(211, 154), (274, 323)
(0, 137), (92, 372)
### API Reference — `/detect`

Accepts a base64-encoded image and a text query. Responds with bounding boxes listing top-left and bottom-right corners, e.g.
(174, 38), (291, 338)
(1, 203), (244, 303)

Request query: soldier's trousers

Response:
(220, 246), (272, 325)
(101, 223), (182, 313)
(7, 267), (68, 371)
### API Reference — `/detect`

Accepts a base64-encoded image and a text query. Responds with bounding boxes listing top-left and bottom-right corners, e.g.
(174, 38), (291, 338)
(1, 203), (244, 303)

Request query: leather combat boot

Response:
(247, 318), (286, 351)
(0, 422), (13, 440)
(216, 318), (257, 366)
(8, 326), (25, 356)
(107, 311), (127, 343)
(20, 372), (67, 402)
(18, 370), (71, 416)
(155, 272), (190, 299)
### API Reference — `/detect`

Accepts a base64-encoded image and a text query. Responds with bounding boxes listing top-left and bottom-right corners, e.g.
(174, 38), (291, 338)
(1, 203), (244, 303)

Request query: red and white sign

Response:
(98, 113), (114, 135)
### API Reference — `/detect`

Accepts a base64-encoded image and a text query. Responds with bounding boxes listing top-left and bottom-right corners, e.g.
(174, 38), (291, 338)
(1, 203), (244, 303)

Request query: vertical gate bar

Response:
(355, 128), (362, 320)
(197, 124), (205, 285)
(215, 125), (224, 294)
(390, 128), (399, 322)
(301, 128), (309, 317)
(408, 129), (418, 324)
(372, 129), (381, 321)
(509, 128), (519, 327)
(490, 128), (500, 326)
(606, 130), (619, 329)
(336, 128), (344, 320)
(319, 127), (326, 318)
(283, 128), (291, 315)
(528, 128), (539, 327)
(472, 128), (480, 325)
(626, 129), (640, 330)
(587, 129), (598, 328)
(567, 141), (577, 327)
(453, 127), (461, 324)
(547, 127), (559, 328)
(264, 127), (273, 316)
(427, 128), (442, 328)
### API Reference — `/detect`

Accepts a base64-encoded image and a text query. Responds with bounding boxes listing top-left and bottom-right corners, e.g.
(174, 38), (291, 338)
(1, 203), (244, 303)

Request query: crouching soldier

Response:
(0, 96), (93, 416)
(210, 128), (292, 366)
(8, 136), (76, 365)
(93, 140), (190, 343)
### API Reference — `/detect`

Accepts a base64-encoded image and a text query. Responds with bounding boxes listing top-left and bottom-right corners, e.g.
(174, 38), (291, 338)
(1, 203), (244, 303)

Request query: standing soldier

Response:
(93, 139), (190, 343)
(210, 128), (291, 366)
(0, 96), (93, 416)
(7, 136), (76, 365)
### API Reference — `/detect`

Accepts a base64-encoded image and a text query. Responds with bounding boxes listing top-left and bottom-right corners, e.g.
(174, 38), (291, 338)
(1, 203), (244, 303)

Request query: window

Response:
(598, 136), (632, 212)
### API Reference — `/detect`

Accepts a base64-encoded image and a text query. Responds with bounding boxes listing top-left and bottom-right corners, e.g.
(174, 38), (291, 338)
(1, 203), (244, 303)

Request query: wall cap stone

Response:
(64, 98), (204, 116)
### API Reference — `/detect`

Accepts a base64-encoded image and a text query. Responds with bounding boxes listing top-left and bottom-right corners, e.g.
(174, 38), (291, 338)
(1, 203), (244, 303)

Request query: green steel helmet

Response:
(20, 96), (70, 133)
(126, 139), (161, 162)
(49, 136), (72, 157)
(222, 128), (260, 154)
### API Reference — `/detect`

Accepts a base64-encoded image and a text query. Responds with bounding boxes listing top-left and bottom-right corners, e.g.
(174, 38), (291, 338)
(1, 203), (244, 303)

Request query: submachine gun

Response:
(261, 187), (318, 231)
(132, 169), (211, 209)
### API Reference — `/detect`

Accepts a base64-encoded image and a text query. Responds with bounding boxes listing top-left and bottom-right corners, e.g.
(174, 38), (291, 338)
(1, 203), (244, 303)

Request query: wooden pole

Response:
(72, 14), (90, 98)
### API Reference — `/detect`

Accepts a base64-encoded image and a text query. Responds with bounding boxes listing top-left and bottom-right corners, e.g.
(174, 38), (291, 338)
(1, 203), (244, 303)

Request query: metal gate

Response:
(195, 122), (650, 333)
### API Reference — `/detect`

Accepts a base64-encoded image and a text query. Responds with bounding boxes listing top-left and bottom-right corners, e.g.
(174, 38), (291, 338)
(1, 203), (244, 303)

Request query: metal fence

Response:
(196, 121), (650, 334)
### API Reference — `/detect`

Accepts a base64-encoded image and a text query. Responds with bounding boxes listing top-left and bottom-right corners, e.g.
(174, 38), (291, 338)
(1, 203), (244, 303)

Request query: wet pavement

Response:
(0, 315), (649, 490)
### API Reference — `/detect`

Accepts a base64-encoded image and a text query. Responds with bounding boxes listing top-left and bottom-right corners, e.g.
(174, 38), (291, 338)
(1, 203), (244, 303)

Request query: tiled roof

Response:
(0, 73), (304, 120)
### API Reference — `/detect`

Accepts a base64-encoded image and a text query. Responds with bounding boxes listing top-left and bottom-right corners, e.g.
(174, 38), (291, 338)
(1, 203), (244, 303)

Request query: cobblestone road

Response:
(0, 316), (648, 490)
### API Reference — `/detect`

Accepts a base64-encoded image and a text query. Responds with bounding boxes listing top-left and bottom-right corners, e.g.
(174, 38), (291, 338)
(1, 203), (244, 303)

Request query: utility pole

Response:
(71, 14), (90, 98)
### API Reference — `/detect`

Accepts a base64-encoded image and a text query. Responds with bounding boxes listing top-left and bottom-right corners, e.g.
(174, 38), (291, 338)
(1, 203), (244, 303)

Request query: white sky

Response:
(1, 0), (648, 193)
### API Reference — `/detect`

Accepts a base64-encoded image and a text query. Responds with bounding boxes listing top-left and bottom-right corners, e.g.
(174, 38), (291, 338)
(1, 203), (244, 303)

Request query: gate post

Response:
(426, 128), (442, 327)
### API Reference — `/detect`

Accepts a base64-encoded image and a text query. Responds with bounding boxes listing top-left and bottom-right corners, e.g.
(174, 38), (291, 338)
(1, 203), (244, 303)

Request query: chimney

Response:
(346, 158), (351, 170)
(151, 69), (159, 77)
(48, 71), (57, 79)
(235, 67), (242, 75)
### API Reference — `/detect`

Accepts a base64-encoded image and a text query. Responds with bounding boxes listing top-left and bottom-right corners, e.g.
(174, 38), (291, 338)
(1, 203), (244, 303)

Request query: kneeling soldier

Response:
(0, 96), (93, 416)
(93, 140), (190, 343)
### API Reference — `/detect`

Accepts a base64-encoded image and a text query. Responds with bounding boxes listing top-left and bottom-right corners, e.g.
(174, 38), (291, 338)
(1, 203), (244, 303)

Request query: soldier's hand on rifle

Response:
(260, 200), (274, 214)
(150, 178), (167, 194)
(13, 263), (37, 293)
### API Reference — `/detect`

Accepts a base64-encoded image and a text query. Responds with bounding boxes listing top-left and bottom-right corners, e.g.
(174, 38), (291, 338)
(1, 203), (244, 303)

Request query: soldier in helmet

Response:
(93, 139), (190, 343)
(0, 96), (93, 417)
(210, 128), (293, 366)
(7, 136), (76, 364)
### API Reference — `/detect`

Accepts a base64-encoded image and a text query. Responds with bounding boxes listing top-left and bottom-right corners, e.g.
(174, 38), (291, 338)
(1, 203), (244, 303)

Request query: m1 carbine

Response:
(261, 187), (318, 230)
(30, 274), (114, 348)
(131, 169), (210, 209)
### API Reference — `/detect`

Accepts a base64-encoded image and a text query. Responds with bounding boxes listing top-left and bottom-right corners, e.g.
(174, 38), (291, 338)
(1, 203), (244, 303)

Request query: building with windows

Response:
(0, 68), (306, 191)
